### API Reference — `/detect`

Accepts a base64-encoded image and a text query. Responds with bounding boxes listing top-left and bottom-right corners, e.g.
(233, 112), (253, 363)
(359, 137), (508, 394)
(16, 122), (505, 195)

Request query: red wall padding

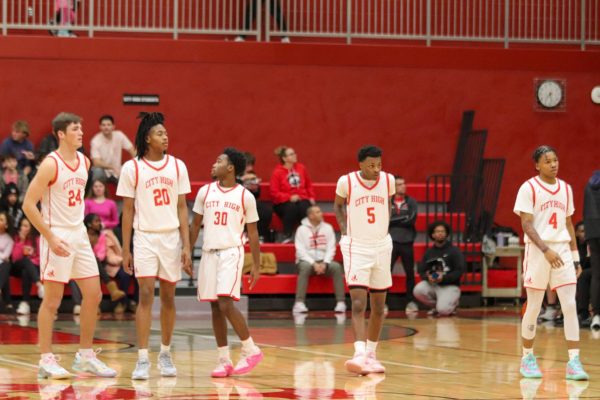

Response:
(0, 36), (599, 230)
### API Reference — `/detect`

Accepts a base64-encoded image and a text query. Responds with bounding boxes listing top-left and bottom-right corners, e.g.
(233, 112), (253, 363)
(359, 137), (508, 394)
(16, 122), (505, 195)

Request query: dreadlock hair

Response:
(223, 147), (247, 177)
(135, 112), (165, 158)
(532, 145), (557, 162)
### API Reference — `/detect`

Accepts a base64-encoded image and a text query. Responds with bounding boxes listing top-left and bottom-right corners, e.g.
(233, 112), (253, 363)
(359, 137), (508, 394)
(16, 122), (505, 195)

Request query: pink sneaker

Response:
(365, 352), (386, 373)
(211, 358), (234, 378)
(345, 353), (369, 375)
(232, 349), (263, 375)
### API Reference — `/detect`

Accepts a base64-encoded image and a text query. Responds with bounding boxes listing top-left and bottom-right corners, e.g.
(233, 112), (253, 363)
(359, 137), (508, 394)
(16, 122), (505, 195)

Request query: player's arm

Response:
(246, 222), (261, 289)
(121, 197), (134, 274)
(177, 194), (192, 276)
(333, 195), (347, 236)
(22, 157), (70, 257)
(520, 211), (563, 268)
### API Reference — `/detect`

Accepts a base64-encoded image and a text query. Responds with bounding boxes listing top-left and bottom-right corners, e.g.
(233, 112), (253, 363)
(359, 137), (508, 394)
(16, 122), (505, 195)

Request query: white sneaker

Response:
(405, 301), (419, 312)
(17, 314), (30, 326)
(281, 36), (291, 43)
(37, 282), (45, 299)
(293, 302), (308, 313)
(73, 305), (81, 315)
(539, 306), (557, 321)
(38, 354), (72, 379)
(72, 350), (117, 377)
(16, 301), (30, 315)
(234, 36), (245, 42)
(591, 315), (600, 330)
(132, 359), (151, 380)
(334, 301), (347, 313)
(158, 352), (177, 377)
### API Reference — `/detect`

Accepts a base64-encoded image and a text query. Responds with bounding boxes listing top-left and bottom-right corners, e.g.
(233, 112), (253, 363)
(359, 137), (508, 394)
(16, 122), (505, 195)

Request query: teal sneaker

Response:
(520, 354), (542, 378)
(566, 356), (589, 381)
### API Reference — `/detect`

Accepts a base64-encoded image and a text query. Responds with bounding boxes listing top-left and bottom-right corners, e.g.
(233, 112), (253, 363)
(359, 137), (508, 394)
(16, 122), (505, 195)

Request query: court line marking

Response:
(0, 356), (38, 370)
(176, 331), (458, 374)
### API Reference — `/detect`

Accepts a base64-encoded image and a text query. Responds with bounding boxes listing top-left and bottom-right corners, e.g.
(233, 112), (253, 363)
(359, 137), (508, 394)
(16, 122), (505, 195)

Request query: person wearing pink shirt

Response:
(11, 218), (44, 315)
(85, 179), (119, 230)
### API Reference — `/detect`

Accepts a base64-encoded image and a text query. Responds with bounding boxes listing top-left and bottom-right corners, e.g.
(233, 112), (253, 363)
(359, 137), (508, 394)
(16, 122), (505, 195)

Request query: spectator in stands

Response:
(240, 152), (273, 242)
(0, 120), (36, 176)
(235, 0), (290, 43)
(0, 154), (28, 203)
(53, 0), (78, 37)
(413, 221), (464, 316)
(0, 183), (23, 231)
(0, 212), (14, 313)
(90, 115), (135, 183)
(85, 179), (119, 230)
(270, 146), (315, 243)
(574, 222), (592, 327)
(389, 175), (418, 313)
(11, 217), (44, 315)
(293, 205), (346, 314)
(583, 170), (600, 330)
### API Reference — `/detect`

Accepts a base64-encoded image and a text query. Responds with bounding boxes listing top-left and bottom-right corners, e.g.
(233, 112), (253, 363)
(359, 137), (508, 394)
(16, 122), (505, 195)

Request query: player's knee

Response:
(42, 297), (61, 312)
(217, 298), (234, 314)
(351, 298), (366, 313)
(160, 294), (175, 309)
(139, 285), (154, 302)
(370, 302), (386, 317)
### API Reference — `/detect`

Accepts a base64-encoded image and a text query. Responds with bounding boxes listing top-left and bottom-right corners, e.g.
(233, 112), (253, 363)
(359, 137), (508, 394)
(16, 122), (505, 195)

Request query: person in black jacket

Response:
(583, 170), (600, 330)
(413, 221), (464, 316)
(389, 176), (418, 312)
(574, 222), (592, 327)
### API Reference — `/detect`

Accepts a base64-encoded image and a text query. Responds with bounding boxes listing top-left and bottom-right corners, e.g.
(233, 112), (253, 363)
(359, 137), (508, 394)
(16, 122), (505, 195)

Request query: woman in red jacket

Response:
(270, 146), (315, 242)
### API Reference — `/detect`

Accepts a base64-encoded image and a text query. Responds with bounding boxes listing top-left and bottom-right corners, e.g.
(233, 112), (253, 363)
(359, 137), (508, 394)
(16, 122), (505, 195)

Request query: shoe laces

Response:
(159, 352), (175, 368)
(42, 354), (61, 366)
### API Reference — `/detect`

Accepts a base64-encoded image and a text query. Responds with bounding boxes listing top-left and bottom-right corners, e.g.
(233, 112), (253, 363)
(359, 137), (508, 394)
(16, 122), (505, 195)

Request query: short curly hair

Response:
(427, 221), (451, 240)
(223, 147), (247, 176)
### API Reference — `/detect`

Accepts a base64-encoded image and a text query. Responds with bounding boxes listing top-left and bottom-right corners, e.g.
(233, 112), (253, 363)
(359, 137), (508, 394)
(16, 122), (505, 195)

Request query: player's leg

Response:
(132, 276), (156, 379)
(521, 287), (545, 378)
(556, 284), (588, 380)
(210, 301), (234, 377)
(157, 279), (177, 377)
(364, 290), (387, 373)
(345, 287), (369, 374)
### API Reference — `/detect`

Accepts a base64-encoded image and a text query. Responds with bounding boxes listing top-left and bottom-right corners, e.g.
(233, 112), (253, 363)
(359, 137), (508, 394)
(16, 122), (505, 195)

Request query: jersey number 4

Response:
(68, 189), (82, 207)
(153, 188), (171, 206)
(548, 212), (557, 229)
(214, 211), (228, 226)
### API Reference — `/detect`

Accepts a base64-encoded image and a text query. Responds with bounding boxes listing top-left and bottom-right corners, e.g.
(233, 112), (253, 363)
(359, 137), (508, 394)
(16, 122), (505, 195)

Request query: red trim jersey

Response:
(335, 171), (395, 243)
(41, 151), (88, 228)
(513, 177), (574, 243)
(192, 182), (259, 250)
(117, 155), (191, 232)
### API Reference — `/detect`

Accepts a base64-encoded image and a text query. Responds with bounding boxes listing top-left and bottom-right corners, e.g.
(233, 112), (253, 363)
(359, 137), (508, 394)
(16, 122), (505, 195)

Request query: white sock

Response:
(218, 346), (230, 360)
(522, 347), (533, 358)
(568, 349), (580, 360)
(160, 343), (171, 354)
(138, 349), (149, 361)
(79, 348), (94, 358)
(41, 352), (53, 362)
(354, 341), (366, 355)
(366, 340), (378, 354)
(241, 337), (257, 353)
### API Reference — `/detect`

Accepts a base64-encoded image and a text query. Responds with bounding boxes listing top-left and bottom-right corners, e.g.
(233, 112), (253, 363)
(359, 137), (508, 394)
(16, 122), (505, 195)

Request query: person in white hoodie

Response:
(293, 206), (346, 313)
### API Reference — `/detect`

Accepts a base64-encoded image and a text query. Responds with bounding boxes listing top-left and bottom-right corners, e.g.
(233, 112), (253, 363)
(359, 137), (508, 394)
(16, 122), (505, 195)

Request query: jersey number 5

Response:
(548, 212), (557, 229)
(153, 188), (171, 206)
(68, 189), (82, 207)
(367, 207), (375, 224)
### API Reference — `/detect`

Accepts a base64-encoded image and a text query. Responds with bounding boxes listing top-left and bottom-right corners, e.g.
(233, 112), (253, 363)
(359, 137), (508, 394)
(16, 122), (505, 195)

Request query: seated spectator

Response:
(0, 183), (24, 230)
(85, 179), (119, 230)
(54, 0), (77, 37)
(293, 206), (346, 314)
(84, 214), (126, 304)
(413, 221), (464, 316)
(0, 120), (35, 176)
(575, 222), (593, 327)
(90, 115), (135, 183)
(270, 146), (315, 243)
(240, 152), (273, 242)
(11, 217), (44, 315)
(0, 154), (28, 203)
(112, 213), (138, 313)
(0, 212), (14, 313)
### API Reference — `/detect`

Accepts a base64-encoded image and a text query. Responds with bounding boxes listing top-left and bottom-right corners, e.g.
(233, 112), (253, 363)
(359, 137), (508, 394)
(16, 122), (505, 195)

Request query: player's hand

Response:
(290, 194), (300, 202)
(248, 266), (261, 290)
(21, 150), (35, 160)
(544, 248), (563, 268)
(49, 235), (70, 257)
(122, 250), (133, 275)
(575, 263), (582, 279)
(181, 248), (193, 277)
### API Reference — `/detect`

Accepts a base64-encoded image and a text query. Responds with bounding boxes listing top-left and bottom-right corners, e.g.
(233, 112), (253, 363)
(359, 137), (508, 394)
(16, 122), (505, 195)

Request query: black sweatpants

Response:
(273, 200), (311, 237)
(391, 241), (415, 302)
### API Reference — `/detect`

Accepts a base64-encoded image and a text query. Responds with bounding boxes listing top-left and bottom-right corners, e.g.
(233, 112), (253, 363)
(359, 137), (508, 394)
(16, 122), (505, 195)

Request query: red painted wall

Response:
(0, 36), (599, 230)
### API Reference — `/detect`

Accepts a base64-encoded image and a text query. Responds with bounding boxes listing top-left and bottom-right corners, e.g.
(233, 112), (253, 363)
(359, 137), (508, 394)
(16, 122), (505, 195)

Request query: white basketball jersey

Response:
(336, 171), (394, 243)
(117, 155), (191, 232)
(513, 177), (574, 243)
(192, 182), (259, 250)
(41, 151), (88, 228)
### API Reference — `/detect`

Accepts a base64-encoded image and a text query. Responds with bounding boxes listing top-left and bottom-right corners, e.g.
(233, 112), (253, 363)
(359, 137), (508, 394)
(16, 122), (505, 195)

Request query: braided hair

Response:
(135, 112), (165, 158)
(532, 145), (557, 162)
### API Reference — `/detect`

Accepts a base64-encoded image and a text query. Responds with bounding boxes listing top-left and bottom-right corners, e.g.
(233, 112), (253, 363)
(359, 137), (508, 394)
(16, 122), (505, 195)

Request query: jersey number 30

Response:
(214, 211), (228, 225)
(153, 188), (171, 206)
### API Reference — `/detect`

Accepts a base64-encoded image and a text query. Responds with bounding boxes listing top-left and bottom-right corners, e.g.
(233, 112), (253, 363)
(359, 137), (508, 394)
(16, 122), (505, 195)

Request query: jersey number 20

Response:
(153, 189), (171, 206)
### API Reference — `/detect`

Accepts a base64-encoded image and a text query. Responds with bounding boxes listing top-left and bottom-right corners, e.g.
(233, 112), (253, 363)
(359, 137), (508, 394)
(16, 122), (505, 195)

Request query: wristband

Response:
(571, 250), (580, 263)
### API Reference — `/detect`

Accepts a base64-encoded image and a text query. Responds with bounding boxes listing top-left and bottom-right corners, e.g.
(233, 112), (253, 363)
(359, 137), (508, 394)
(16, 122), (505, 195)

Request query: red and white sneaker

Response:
(233, 349), (263, 375)
(345, 353), (368, 375)
(365, 352), (386, 373)
(211, 358), (234, 378)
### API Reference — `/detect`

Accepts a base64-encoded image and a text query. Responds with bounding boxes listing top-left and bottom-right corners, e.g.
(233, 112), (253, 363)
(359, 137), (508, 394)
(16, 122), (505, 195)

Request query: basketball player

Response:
(22, 112), (116, 379)
(333, 145), (395, 375)
(514, 145), (588, 380)
(189, 148), (263, 378)
(117, 112), (192, 380)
